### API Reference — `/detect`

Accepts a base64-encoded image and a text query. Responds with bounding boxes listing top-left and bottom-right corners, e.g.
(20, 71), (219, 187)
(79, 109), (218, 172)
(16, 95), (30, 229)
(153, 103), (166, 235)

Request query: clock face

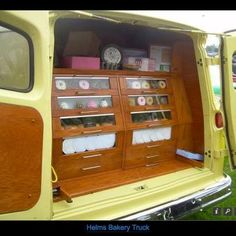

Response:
(102, 45), (122, 64)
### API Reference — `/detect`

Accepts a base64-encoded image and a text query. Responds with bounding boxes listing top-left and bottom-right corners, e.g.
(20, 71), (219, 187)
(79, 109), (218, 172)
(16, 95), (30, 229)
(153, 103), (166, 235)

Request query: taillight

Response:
(215, 112), (224, 128)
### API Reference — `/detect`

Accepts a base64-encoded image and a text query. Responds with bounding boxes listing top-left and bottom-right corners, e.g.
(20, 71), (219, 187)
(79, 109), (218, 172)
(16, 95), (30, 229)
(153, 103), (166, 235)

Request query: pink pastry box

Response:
(62, 56), (100, 70)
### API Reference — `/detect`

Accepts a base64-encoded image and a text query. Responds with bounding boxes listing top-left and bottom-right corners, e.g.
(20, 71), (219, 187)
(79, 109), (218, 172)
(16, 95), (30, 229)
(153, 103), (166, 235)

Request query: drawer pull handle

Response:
(82, 154), (102, 159)
(145, 163), (159, 167)
(75, 91), (96, 95)
(82, 165), (101, 171)
(147, 144), (161, 148)
(148, 124), (160, 128)
(146, 154), (159, 159)
(145, 107), (160, 110)
(80, 110), (99, 115)
(142, 90), (154, 94)
(83, 130), (102, 134)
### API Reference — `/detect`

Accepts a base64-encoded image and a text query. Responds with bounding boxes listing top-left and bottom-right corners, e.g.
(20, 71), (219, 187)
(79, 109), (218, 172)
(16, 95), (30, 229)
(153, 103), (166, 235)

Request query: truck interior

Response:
(51, 17), (204, 203)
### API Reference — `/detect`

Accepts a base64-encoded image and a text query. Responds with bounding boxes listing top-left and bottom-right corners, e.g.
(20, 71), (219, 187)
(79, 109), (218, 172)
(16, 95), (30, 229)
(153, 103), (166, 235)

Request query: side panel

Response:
(0, 103), (43, 213)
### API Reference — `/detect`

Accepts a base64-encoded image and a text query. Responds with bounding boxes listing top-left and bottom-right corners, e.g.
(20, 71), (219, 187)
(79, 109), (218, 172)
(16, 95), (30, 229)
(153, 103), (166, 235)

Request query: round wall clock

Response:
(101, 44), (123, 64)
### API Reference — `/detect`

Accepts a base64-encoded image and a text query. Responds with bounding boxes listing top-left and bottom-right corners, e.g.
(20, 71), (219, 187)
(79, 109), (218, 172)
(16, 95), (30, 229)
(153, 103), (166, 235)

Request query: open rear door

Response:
(222, 32), (236, 169)
(0, 11), (52, 218)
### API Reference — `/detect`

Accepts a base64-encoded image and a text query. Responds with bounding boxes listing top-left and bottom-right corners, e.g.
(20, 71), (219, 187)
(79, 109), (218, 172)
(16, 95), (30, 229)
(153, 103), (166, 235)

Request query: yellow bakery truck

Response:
(0, 10), (235, 220)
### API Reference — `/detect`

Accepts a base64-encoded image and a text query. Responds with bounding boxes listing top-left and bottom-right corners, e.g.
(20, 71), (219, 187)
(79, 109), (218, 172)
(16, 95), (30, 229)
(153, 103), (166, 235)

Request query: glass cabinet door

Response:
(62, 132), (117, 154)
(128, 94), (168, 107)
(126, 77), (167, 90)
(131, 110), (172, 124)
(57, 96), (113, 110)
(55, 76), (110, 91)
(132, 127), (172, 145)
(60, 113), (116, 130)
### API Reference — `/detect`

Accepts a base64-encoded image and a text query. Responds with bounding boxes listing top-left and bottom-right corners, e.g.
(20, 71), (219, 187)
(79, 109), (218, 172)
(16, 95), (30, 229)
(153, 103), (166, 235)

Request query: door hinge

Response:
(222, 56), (227, 64)
(205, 57), (220, 66)
(214, 149), (228, 159)
(197, 58), (203, 66)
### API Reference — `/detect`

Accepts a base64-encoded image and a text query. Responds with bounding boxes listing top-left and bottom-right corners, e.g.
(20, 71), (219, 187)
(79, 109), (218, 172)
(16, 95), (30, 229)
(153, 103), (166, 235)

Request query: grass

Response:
(182, 159), (236, 220)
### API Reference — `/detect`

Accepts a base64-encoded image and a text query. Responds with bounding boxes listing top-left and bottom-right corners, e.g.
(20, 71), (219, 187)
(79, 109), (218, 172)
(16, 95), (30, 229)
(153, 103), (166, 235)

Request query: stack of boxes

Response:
(61, 30), (171, 72)
(122, 45), (171, 72)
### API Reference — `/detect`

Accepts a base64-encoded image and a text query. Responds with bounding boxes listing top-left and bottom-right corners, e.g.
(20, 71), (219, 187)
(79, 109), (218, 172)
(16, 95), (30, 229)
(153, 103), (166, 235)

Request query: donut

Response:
(158, 80), (167, 89)
(128, 98), (136, 106)
(141, 81), (150, 89)
(131, 81), (141, 89)
(160, 96), (168, 104)
(87, 100), (98, 108)
(137, 96), (146, 106)
(60, 102), (70, 109)
(79, 80), (90, 89)
(56, 80), (66, 90)
(146, 96), (154, 105)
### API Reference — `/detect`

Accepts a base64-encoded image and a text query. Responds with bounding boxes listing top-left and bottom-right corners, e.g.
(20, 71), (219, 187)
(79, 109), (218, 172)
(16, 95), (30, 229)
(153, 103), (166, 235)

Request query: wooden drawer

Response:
(124, 140), (176, 168)
(54, 151), (123, 180)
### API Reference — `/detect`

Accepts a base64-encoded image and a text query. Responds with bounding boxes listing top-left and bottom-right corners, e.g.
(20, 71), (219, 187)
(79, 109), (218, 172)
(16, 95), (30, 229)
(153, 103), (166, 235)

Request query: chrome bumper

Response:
(118, 174), (232, 220)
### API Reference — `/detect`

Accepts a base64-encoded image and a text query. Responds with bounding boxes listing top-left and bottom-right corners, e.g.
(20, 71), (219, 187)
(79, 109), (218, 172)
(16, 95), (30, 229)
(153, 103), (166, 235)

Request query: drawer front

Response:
(54, 151), (122, 180)
(124, 140), (176, 168)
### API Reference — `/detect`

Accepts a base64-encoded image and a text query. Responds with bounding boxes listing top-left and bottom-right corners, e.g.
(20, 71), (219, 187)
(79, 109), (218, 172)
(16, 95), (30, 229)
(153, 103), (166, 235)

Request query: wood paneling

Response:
(0, 103), (43, 214)
(172, 42), (204, 154)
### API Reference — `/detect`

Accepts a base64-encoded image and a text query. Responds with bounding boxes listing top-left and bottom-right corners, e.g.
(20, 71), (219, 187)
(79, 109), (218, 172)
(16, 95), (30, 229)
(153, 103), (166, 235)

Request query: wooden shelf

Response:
(54, 157), (193, 202)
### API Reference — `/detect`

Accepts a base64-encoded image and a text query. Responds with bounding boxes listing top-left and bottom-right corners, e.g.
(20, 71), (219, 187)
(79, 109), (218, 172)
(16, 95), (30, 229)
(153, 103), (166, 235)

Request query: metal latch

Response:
(213, 149), (228, 159)
(205, 57), (220, 66)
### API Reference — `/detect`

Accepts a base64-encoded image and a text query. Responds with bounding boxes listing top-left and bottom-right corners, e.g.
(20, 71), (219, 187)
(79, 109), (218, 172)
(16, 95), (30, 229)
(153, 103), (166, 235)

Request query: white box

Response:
(149, 45), (171, 72)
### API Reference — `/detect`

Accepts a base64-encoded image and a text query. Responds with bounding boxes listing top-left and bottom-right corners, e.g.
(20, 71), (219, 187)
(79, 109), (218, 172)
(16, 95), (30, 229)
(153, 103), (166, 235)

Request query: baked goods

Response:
(128, 97), (136, 106)
(158, 80), (166, 89)
(137, 96), (146, 106)
(60, 102), (70, 109)
(141, 81), (150, 89)
(160, 96), (168, 104)
(56, 80), (66, 90)
(87, 100), (98, 108)
(146, 96), (154, 105)
(131, 81), (141, 89)
(79, 80), (90, 89)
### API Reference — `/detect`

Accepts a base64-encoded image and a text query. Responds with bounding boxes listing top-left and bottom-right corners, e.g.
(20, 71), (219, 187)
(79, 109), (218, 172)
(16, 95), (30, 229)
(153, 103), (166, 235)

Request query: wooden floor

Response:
(54, 157), (201, 202)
